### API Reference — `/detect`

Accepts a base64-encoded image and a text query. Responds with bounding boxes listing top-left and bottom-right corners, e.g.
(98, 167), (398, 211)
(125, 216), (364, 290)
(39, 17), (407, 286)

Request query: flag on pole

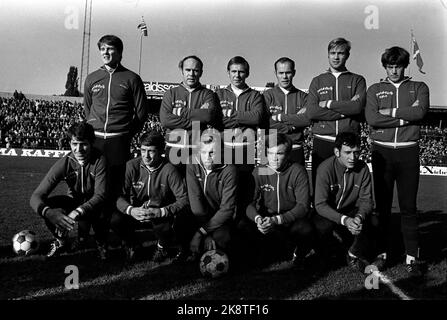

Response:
(137, 17), (148, 36)
(411, 33), (425, 74)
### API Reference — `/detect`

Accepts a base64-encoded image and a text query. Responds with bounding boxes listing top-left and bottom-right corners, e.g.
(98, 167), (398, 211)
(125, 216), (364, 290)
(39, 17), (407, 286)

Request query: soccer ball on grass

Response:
(12, 230), (39, 256)
(199, 249), (229, 278)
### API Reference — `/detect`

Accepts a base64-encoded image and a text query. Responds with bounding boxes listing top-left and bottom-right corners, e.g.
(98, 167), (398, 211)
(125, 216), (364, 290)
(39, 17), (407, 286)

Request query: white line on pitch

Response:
(372, 270), (413, 300)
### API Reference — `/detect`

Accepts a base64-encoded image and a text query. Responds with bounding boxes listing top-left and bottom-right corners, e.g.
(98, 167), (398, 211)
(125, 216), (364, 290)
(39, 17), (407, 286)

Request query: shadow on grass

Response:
(418, 210), (447, 264)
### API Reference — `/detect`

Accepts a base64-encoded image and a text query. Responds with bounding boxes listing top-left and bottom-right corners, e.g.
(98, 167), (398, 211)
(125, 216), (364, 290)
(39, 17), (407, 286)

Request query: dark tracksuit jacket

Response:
(160, 83), (221, 149)
(216, 85), (266, 148)
(186, 159), (238, 234)
(307, 70), (366, 141)
(30, 149), (107, 218)
(246, 162), (310, 225)
(365, 77), (429, 146)
(314, 156), (373, 224)
(116, 158), (188, 217)
(84, 64), (148, 138)
(263, 85), (310, 147)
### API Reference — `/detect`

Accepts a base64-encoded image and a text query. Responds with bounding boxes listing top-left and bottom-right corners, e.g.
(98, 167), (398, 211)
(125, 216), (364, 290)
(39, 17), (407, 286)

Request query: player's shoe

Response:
(172, 249), (190, 264)
(292, 247), (316, 271)
(371, 255), (387, 272)
(46, 238), (65, 258)
(406, 260), (426, 277)
(124, 245), (137, 262)
(152, 246), (169, 263)
(346, 253), (368, 273)
(96, 243), (109, 261)
(70, 236), (88, 252)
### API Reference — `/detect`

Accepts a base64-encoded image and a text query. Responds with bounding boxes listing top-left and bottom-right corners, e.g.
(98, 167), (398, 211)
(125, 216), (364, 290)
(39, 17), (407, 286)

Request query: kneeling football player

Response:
(30, 122), (109, 259)
(111, 131), (188, 262)
(313, 132), (373, 273)
(173, 132), (238, 263)
(237, 132), (315, 269)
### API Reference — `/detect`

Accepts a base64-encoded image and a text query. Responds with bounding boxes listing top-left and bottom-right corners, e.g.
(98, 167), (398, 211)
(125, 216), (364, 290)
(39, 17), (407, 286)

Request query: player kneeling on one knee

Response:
(238, 133), (314, 269)
(174, 132), (238, 263)
(110, 131), (188, 262)
(30, 122), (108, 259)
(313, 132), (373, 273)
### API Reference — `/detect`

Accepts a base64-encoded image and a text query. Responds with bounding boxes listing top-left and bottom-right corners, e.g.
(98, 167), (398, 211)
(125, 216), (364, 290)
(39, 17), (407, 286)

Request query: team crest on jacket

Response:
(330, 184), (340, 192)
(317, 86), (333, 95)
(376, 91), (393, 99)
(260, 184), (274, 192)
(132, 181), (144, 190)
(220, 100), (234, 108)
(173, 100), (187, 108)
(269, 105), (283, 114)
(92, 84), (105, 93)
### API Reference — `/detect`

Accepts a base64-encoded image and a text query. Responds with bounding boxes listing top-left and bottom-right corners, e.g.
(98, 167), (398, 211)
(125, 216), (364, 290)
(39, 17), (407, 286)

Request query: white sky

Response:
(0, 0), (446, 105)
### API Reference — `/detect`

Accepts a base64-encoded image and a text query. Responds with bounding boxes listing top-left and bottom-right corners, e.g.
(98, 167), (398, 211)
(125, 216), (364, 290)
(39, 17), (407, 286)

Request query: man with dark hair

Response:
(238, 133), (313, 269)
(263, 57), (310, 166)
(30, 122), (108, 259)
(110, 131), (188, 262)
(160, 55), (221, 173)
(215, 56), (267, 221)
(365, 46), (429, 276)
(174, 132), (238, 263)
(307, 38), (367, 195)
(84, 34), (149, 248)
(313, 132), (373, 272)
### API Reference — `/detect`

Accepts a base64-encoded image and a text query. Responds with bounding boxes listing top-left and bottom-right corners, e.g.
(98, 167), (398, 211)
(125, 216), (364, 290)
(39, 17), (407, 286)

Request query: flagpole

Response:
(138, 32), (143, 75)
(409, 29), (413, 78)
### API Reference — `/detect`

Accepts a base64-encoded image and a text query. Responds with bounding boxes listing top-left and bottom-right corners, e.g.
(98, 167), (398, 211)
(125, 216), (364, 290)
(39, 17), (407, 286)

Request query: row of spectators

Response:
(1, 96), (446, 165)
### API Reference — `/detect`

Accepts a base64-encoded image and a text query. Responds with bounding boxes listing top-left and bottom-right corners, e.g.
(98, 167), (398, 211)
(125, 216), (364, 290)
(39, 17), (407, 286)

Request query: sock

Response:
(377, 252), (387, 260)
(406, 254), (416, 265)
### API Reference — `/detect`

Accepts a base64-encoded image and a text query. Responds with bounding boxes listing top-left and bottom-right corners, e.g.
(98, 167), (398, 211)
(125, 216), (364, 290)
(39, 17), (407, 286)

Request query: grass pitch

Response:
(0, 156), (446, 300)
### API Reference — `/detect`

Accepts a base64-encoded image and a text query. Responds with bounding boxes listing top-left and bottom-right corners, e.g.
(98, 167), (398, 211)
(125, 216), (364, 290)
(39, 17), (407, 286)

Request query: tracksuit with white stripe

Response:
(160, 83), (221, 169)
(240, 161), (314, 258)
(365, 76), (429, 259)
(313, 155), (373, 258)
(111, 158), (188, 247)
(263, 85), (310, 166)
(307, 70), (366, 193)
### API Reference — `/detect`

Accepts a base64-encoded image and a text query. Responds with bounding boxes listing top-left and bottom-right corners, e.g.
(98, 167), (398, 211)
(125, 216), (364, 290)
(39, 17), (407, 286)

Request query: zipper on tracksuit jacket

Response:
(335, 76), (339, 135)
(276, 173), (280, 214)
(81, 166), (84, 194)
(393, 87), (399, 147)
(104, 70), (114, 139)
(336, 169), (347, 210)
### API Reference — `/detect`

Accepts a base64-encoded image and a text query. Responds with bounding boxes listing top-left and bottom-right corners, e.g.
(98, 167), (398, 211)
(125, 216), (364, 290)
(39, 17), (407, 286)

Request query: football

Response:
(12, 230), (39, 256)
(199, 249), (229, 278)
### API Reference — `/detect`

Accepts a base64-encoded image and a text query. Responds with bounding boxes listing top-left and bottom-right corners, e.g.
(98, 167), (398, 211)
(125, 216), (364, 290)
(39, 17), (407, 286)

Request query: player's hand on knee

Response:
(46, 208), (73, 231)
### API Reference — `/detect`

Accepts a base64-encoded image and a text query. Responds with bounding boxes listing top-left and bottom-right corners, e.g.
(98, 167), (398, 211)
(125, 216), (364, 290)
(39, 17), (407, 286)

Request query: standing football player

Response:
(263, 57), (310, 166)
(365, 46), (429, 276)
(84, 35), (149, 254)
(30, 122), (108, 259)
(215, 56), (267, 222)
(160, 55), (221, 175)
(307, 38), (366, 195)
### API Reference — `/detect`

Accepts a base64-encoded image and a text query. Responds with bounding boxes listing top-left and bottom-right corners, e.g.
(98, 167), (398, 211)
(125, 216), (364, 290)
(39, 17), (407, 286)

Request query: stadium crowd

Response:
(1, 95), (446, 166)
